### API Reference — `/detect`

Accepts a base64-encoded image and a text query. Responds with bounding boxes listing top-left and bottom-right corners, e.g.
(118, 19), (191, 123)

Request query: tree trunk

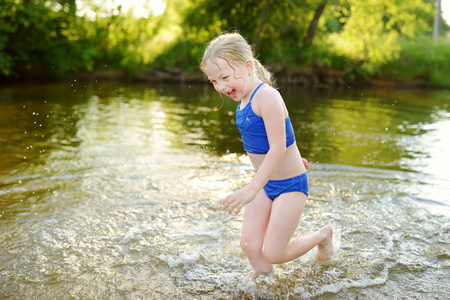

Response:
(433, 0), (442, 40)
(303, 0), (327, 47)
(253, 0), (271, 52)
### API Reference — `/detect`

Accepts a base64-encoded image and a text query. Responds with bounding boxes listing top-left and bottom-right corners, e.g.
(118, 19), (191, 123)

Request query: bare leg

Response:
(240, 190), (273, 274)
(263, 192), (334, 264)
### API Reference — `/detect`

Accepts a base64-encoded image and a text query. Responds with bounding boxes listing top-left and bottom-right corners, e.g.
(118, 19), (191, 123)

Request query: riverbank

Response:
(0, 66), (447, 89)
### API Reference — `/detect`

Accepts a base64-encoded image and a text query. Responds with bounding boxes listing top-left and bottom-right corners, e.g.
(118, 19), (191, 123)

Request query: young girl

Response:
(201, 32), (333, 275)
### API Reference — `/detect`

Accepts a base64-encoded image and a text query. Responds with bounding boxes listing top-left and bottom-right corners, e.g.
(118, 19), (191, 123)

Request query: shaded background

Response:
(0, 0), (449, 87)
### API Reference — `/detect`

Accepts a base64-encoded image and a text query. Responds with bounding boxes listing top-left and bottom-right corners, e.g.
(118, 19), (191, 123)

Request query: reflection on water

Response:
(0, 82), (449, 299)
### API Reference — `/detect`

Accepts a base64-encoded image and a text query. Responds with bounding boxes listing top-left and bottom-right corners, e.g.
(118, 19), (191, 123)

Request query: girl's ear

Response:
(245, 59), (254, 75)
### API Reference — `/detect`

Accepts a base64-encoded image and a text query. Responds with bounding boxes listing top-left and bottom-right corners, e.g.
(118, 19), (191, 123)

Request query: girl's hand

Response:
(302, 158), (310, 170)
(222, 186), (257, 215)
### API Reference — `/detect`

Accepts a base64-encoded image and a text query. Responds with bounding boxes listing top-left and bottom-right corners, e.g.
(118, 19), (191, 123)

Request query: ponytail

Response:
(253, 59), (274, 86)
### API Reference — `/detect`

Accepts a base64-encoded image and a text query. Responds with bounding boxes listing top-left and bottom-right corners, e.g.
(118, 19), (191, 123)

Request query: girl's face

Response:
(203, 58), (251, 102)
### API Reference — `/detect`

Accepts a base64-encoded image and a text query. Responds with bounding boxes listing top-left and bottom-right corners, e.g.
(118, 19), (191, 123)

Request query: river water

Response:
(0, 81), (449, 299)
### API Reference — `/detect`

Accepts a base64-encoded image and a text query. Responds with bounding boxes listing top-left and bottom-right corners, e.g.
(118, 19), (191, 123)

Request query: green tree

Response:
(177, 0), (325, 66)
(319, 0), (435, 77)
(0, 0), (77, 76)
(0, 0), (445, 86)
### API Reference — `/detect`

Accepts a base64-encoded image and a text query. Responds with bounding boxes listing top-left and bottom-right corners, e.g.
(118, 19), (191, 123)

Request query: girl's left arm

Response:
(223, 88), (287, 214)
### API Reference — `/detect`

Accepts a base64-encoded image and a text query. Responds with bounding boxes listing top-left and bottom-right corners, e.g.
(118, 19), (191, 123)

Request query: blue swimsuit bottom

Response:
(263, 172), (309, 201)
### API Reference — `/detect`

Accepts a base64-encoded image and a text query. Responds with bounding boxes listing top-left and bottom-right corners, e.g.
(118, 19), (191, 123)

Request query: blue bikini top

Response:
(235, 82), (296, 154)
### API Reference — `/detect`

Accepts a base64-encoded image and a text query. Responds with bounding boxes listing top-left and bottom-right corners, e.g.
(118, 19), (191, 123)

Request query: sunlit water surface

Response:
(0, 82), (449, 299)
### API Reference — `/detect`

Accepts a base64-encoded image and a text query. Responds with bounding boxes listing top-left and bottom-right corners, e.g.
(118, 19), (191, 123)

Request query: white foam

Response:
(122, 227), (143, 243)
(159, 249), (205, 268)
(165, 221), (223, 240)
(293, 267), (390, 299)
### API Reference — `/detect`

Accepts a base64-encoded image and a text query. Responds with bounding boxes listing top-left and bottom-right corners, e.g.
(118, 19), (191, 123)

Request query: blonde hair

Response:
(200, 32), (274, 86)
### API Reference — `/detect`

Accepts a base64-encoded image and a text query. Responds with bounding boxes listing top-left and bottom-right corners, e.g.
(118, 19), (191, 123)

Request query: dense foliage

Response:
(0, 0), (448, 86)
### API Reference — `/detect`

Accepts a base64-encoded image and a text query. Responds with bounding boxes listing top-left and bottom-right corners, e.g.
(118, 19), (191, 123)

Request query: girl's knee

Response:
(240, 238), (262, 257)
(263, 247), (285, 265)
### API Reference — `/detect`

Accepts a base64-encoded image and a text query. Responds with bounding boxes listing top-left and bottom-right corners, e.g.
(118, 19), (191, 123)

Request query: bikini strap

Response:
(249, 82), (266, 102)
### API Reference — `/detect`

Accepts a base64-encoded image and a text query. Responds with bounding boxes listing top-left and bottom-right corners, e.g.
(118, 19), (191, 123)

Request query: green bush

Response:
(381, 37), (450, 87)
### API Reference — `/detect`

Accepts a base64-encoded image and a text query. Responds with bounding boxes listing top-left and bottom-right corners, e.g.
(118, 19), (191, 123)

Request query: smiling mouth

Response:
(227, 89), (236, 98)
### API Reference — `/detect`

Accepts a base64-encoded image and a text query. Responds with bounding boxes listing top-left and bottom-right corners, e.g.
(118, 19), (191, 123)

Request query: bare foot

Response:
(253, 270), (274, 280)
(316, 225), (334, 262)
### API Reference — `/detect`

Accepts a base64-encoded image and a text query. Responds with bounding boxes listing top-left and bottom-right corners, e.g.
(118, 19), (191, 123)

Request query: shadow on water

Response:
(0, 81), (449, 299)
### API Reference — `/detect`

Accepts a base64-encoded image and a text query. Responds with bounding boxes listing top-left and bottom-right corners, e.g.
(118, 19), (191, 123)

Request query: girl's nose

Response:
(216, 81), (225, 92)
